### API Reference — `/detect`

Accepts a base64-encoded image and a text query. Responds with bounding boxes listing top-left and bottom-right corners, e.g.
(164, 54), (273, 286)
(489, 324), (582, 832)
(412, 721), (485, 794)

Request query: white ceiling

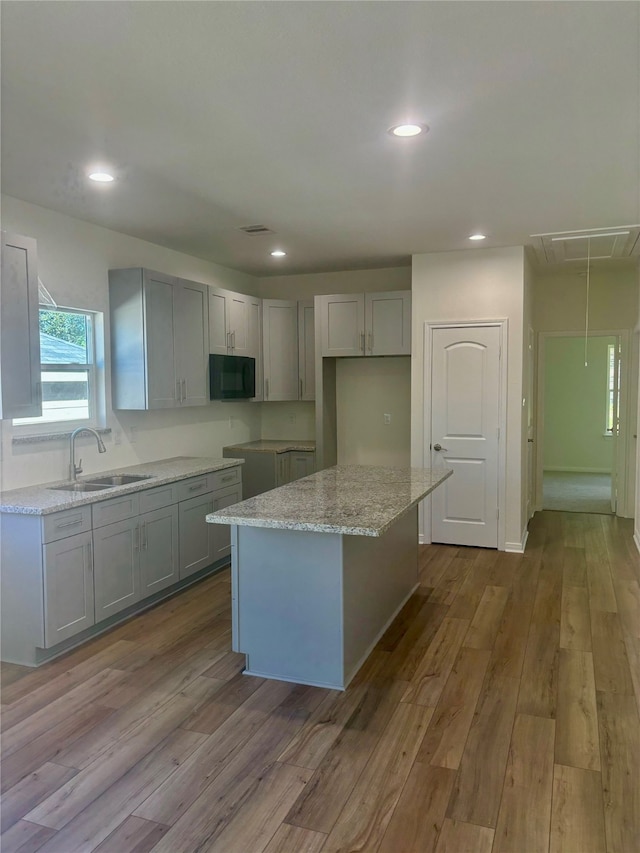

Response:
(2, 1), (639, 276)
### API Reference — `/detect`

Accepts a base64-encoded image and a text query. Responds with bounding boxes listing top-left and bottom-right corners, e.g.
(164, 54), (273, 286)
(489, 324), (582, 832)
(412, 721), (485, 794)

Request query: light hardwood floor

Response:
(1, 511), (639, 853)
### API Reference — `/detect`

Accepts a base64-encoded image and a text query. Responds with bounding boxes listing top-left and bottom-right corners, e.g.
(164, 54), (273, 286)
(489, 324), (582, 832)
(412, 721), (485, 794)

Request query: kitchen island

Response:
(206, 465), (452, 689)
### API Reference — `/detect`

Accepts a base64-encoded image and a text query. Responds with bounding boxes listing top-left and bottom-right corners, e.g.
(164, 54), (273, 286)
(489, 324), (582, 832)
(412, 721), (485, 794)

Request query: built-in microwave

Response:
(209, 354), (256, 400)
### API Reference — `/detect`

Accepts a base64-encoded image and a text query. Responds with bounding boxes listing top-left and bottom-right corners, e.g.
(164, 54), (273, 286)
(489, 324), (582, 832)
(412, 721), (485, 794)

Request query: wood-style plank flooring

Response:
(1, 511), (639, 852)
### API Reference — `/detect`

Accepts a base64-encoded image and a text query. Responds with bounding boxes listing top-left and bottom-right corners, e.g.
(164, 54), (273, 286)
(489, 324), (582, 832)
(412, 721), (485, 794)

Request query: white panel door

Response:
(431, 326), (501, 547)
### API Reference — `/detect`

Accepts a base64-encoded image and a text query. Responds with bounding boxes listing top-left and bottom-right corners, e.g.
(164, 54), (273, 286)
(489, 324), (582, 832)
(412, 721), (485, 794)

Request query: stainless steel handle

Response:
(433, 443), (449, 452)
(56, 517), (83, 529)
(265, 379), (269, 400)
(176, 380), (181, 402)
(134, 524), (140, 551)
(360, 332), (365, 354)
(528, 438), (534, 443)
(142, 521), (147, 551)
(368, 332), (373, 353)
(300, 378), (303, 399)
(227, 331), (232, 351)
(87, 542), (93, 570)
(221, 474), (235, 483)
(182, 378), (187, 402)
(232, 330), (236, 349)
(189, 482), (206, 491)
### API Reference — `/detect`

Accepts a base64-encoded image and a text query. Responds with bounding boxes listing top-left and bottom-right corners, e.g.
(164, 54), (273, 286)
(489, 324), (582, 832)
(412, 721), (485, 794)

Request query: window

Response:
(605, 342), (618, 435)
(14, 308), (97, 429)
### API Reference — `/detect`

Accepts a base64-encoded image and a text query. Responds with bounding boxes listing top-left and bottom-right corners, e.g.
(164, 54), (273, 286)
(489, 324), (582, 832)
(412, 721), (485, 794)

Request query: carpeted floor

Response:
(542, 470), (613, 514)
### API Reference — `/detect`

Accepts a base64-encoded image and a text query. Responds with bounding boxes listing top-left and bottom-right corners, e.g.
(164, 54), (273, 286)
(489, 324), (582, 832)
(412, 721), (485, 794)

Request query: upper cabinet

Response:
(0, 232), (42, 419)
(262, 299), (298, 401)
(109, 268), (209, 410)
(298, 299), (315, 401)
(208, 287), (262, 401)
(316, 291), (411, 358)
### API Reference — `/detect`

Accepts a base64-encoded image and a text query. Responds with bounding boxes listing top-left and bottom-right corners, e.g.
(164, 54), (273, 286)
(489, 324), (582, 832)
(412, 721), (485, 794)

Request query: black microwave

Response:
(209, 354), (256, 400)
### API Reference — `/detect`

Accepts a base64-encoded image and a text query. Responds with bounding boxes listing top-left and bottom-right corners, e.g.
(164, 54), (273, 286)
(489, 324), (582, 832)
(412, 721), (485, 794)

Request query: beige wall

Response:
(411, 246), (526, 550)
(0, 195), (262, 490)
(336, 357), (411, 466)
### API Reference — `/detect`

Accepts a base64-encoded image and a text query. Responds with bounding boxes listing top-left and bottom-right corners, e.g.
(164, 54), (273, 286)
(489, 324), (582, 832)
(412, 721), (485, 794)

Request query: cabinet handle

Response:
(182, 378), (187, 402)
(142, 521), (147, 551)
(221, 473), (235, 482)
(265, 379), (269, 400)
(189, 482), (206, 491)
(176, 380), (181, 402)
(134, 524), (140, 551)
(232, 330), (236, 350)
(368, 332), (373, 353)
(86, 542), (93, 571)
(56, 517), (83, 529)
(360, 332), (365, 353)
(226, 331), (231, 352)
(300, 378), (303, 399)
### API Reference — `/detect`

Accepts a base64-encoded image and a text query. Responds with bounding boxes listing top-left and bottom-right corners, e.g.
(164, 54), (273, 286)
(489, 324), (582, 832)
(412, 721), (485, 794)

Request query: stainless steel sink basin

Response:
(84, 474), (154, 486)
(50, 482), (113, 492)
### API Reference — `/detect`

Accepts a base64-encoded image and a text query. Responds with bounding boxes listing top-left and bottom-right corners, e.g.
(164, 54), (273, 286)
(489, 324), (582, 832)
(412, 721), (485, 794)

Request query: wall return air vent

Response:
(531, 225), (640, 265)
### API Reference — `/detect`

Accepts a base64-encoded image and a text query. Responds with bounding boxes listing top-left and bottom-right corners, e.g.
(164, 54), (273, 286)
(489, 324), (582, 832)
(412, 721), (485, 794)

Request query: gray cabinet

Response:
(93, 516), (139, 620)
(223, 446), (315, 497)
(0, 232), (42, 418)
(208, 287), (263, 401)
(316, 291), (411, 357)
(109, 268), (208, 410)
(43, 530), (94, 647)
(298, 300), (315, 401)
(139, 504), (180, 596)
(262, 299), (299, 401)
(179, 477), (242, 578)
(289, 451), (316, 482)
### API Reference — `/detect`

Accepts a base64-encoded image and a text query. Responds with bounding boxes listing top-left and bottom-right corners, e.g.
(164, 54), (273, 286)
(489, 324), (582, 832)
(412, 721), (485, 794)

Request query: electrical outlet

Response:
(384, 413), (391, 425)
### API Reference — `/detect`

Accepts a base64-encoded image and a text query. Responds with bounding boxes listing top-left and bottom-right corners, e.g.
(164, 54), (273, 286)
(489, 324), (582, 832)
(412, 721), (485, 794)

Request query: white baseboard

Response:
(634, 531), (640, 556)
(543, 467), (612, 474)
(505, 528), (529, 554)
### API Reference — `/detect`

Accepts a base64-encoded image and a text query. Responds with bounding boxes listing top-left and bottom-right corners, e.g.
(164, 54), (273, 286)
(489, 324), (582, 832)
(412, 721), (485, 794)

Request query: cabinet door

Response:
(228, 292), (252, 355)
(139, 504), (179, 596)
(208, 287), (230, 355)
(298, 300), (315, 400)
(317, 293), (365, 357)
(143, 272), (177, 409)
(179, 492), (215, 579)
(174, 280), (208, 406)
(365, 291), (411, 356)
(1, 232), (41, 418)
(210, 484), (242, 563)
(275, 452), (291, 486)
(93, 517), (140, 621)
(248, 298), (263, 402)
(263, 300), (298, 401)
(43, 531), (94, 647)
(289, 451), (316, 482)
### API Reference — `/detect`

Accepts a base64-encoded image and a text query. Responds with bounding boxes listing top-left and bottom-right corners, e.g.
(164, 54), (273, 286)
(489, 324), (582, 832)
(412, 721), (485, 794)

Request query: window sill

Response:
(12, 428), (112, 446)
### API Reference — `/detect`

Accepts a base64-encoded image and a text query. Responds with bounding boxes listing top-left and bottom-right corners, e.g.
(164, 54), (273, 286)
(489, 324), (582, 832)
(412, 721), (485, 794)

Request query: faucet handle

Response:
(77, 458), (83, 474)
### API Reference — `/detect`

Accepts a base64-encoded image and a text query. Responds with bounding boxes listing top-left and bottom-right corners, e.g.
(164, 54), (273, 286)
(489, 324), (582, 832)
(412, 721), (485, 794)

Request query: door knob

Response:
(433, 443), (448, 452)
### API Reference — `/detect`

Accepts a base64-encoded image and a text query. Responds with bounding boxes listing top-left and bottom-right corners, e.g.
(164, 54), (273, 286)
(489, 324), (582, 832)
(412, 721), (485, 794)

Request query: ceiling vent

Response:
(238, 224), (274, 236)
(531, 225), (640, 265)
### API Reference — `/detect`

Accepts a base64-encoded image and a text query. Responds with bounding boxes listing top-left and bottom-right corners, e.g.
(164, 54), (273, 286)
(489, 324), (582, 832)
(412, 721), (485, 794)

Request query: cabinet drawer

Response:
(138, 483), (178, 513)
(42, 505), (92, 544)
(176, 475), (212, 502)
(92, 493), (140, 529)
(210, 466), (241, 492)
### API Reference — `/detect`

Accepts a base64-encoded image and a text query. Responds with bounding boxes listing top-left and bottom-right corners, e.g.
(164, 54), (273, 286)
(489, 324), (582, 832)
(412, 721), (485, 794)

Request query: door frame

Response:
(421, 319), (508, 550)
(534, 328), (630, 516)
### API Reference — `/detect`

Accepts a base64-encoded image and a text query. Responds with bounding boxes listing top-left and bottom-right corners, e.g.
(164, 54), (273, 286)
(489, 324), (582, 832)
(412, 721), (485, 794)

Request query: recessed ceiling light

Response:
(388, 123), (429, 138)
(270, 250), (286, 257)
(88, 171), (115, 182)
(469, 233), (487, 241)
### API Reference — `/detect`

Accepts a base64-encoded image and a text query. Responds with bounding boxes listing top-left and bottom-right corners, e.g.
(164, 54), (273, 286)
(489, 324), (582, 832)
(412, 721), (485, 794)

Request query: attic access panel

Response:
(531, 226), (640, 265)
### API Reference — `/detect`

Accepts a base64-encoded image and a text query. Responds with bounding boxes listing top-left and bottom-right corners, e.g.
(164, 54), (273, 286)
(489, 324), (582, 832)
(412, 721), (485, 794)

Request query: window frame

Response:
(13, 306), (99, 434)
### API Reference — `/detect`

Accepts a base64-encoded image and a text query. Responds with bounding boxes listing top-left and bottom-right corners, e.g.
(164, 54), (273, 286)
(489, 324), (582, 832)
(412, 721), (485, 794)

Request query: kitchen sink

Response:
(50, 482), (113, 492)
(84, 473), (154, 486)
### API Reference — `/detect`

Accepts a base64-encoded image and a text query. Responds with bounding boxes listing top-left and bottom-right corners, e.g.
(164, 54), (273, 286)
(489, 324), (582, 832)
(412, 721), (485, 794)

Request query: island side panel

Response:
(234, 526), (345, 688)
(342, 507), (419, 685)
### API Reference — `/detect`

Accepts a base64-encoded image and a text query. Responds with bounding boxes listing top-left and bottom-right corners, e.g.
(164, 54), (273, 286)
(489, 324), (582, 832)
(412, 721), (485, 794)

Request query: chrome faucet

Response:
(69, 427), (107, 481)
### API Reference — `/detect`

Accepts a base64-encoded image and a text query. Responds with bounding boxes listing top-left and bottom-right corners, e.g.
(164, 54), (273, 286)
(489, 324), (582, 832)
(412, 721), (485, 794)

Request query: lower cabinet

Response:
(288, 451), (316, 482)
(43, 530), (94, 647)
(0, 465), (242, 665)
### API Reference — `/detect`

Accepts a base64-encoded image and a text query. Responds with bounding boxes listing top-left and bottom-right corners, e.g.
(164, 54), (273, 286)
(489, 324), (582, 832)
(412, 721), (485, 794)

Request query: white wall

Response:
(336, 357), (411, 466)
(0, 195), (263, 490)
(411, 246), (526, 550)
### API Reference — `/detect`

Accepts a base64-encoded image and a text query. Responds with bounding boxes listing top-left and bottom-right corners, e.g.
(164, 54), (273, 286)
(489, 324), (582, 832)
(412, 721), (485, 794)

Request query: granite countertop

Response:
(223, 439), (316, 454)
(0, 456), (243, 516)
(206, 464), (452, 537)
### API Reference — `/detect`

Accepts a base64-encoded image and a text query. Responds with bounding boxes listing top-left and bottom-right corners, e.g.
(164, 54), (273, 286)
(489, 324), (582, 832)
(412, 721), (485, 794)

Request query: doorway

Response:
(536, 330), (626, 515)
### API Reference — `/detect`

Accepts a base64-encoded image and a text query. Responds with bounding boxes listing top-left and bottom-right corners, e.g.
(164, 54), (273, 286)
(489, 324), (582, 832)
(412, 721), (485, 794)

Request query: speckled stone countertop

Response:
(207, 465), (452, 537)
(0, 456), (243, 516)
(223, 439), (316, 454)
